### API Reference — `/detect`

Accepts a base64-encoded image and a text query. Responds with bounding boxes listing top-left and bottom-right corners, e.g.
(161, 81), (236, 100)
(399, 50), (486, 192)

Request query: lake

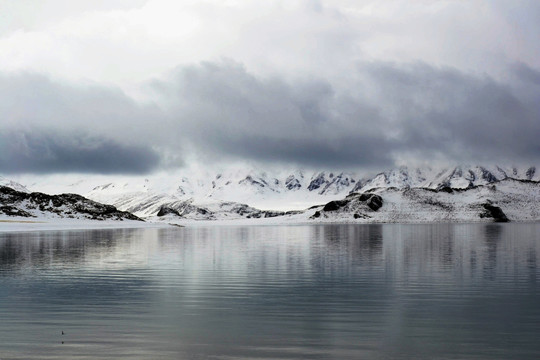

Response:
(1, 223), (539, 359)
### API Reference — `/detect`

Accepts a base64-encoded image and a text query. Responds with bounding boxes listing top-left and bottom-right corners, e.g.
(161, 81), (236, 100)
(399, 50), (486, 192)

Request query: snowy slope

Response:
(0, 186), (142, 222)
(85, 170), (360, 215)
(352, 165), (540, 192)
(83, 164), (540, 213)
(0, 177), (29, 193)
(3, 164), (539, 221)
(308, 179), (540, 223)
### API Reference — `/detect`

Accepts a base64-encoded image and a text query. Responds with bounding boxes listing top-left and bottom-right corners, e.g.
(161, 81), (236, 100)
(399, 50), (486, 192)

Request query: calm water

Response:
(0, 224), (539, 359)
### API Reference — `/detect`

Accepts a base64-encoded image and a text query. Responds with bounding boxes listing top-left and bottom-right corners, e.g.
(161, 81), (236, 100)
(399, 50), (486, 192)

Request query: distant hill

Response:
(2, 165), (540, 223)
(0, 186), (142, 221)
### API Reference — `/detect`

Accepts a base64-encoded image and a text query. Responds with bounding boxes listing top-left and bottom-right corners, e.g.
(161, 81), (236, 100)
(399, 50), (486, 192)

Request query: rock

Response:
(0, 205), (34, 217)
(480, 167), (498, 183)
(197, 208), (210, 215)
(238, 176), (266, 188)
(308, 173), (326, 191)
(437, 186), (454, 193)
(0, 185), (142, 221)
(157, 206), (181, 217)
(359, 193), (372, 201)
(481, 203), (509, 222)
(323, 199), (350, 211)
(366, 195), (383, 211)
(285, 175), (302, 190)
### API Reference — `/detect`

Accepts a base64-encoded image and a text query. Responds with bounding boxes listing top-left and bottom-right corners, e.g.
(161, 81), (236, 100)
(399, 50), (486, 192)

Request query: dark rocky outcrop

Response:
(366, 194), (383, 211)
(316, 192), (384, 218)
(354, 193), (383, 211)
(323, 199), (350, 211)
(0, 185), (142, 221)
(437, 186), (454, 193)
(247, 209), (303, 219)
(157, 206), (181, 217)
(285, 175), (302, 190)
(167, 202), (214, 219)
(481, 167), (498, 183)
(0, 205), (33, 217)
(481, 203), (509, 222)
(319, 173), (352, 195)
(308, 173), (326, 191)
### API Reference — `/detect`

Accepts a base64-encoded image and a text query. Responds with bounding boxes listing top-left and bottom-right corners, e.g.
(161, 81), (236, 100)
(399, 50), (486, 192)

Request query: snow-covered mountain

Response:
(85, 164), (539, 218)
(0, 176), (29, 193)
(0, 185), (142, 221)
(83, 169), (361, 216)
(3, 164), (539, 222)
(352, 165), (539, 192)
(310, 178), (540, 223)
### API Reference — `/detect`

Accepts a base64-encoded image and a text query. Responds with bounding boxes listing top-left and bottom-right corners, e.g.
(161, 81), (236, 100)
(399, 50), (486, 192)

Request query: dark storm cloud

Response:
(2, 59), (540, 174)
(160, 60), (540, 167)
(511, 62), (540, 85)
(204, 133), (395, 168)
(162, 61), (394, 168)
(361, 61), (540, 163)
(0, 73), (169, 174)
(0, 131), (161, 174)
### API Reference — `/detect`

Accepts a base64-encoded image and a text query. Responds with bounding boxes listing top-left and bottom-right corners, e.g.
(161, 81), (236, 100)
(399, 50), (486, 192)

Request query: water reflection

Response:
(0, 224), (539, 359)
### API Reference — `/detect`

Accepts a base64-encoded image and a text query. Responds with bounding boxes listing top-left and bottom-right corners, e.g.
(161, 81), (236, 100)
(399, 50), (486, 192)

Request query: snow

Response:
(307, 179), (540, 224)
(2, 178), (540, 231)
(2, 164), (540, 225)
(0, 176), (29, 193)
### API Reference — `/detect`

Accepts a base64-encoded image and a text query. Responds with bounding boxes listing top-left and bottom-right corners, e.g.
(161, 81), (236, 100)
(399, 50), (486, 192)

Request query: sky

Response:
(1, 0), (539, 175)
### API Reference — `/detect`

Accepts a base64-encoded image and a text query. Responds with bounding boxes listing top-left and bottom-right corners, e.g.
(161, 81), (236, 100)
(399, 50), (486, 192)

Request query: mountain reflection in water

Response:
(0, 224), (539, 359)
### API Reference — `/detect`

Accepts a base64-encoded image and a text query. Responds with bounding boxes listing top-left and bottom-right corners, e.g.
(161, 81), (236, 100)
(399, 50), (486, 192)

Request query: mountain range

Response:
(2, 164), (539, 224)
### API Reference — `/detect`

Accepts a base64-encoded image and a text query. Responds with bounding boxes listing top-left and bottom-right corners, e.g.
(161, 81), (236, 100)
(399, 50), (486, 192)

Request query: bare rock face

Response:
(323, 199), (350, 211)
(157, 206), (181, 217)
(285, 175), (302, 190)
(316, 193), (384, 219)
(0, 205), (33, 217)
(365, 194), (383, 211)
(0, 186), (142, 221)
(481, 203), (509, 222)
(308, 173), (327, 191)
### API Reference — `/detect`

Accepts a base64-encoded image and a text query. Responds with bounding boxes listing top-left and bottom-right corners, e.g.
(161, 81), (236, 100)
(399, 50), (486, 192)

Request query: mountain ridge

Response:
(0, 185), (143, 221)
(2, 164), (539, 223)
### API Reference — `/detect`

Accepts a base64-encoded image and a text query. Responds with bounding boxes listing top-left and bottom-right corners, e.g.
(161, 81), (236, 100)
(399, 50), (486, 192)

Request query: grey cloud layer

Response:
(0, 131), (160, 174)
(163, 62), (394, 168)
(0, 73), (167, 174)
(1, 60), (539, 174)
(162, 61), (540, 167)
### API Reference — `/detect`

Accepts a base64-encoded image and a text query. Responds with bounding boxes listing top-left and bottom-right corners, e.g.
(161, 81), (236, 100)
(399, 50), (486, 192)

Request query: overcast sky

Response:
(1, 0), (539, 174)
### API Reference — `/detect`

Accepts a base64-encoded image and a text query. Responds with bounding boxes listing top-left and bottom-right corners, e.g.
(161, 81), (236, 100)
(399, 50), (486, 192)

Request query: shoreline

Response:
(0, 217), (172, 233)
(1, 216), (539, 233)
